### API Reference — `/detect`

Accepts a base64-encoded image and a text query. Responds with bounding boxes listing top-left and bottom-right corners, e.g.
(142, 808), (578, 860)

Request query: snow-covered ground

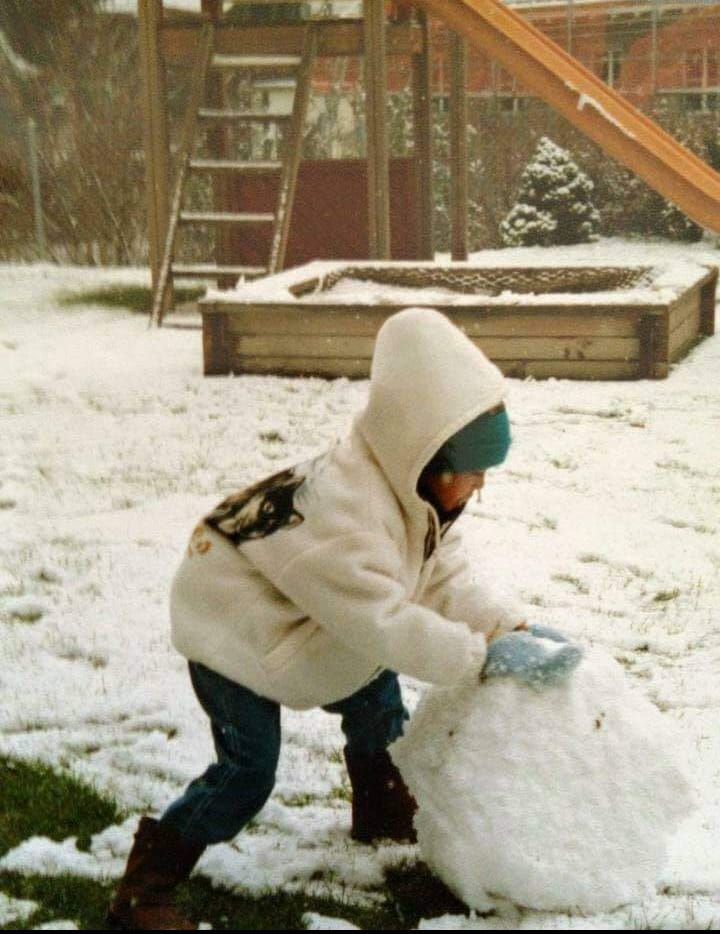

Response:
(1, 238), (719, 928)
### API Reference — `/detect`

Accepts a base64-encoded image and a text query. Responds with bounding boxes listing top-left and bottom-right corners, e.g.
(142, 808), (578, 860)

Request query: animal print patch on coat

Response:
(188, 523), (213, 558)
(205, 468), (306, 545)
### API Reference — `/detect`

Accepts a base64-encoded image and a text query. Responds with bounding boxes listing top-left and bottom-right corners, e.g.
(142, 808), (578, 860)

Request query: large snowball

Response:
(391, 648), (694, 914)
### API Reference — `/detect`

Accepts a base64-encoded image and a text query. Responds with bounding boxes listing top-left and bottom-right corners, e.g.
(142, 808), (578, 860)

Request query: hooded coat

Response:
(170, 308), (519, 709)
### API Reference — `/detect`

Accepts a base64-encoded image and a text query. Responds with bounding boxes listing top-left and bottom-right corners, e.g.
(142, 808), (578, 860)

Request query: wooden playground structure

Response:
(138, 0), (720, 378)
(139, 0), (437, 325)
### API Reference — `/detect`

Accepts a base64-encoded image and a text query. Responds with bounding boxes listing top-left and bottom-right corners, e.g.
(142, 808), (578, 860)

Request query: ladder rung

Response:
(179, 212), (276, 225)
(198, 109), (293, 123)
(211, 54), (302, 71)
(172, 264), (267, 279)
(190, 159), (282, 174)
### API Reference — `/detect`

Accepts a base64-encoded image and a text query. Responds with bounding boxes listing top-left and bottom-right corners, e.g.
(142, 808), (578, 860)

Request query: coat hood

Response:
(356, 308), (508, 516)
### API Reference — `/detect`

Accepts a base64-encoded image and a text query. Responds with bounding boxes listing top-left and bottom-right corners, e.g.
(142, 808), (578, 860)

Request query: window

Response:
(495, 67), (518, 94)
(686, 49), (704, 88)
(601, 50), (624, 89)
(495, 95), (530, 116)
(684, 48), (720, 90)
(709, 50), (719, 87)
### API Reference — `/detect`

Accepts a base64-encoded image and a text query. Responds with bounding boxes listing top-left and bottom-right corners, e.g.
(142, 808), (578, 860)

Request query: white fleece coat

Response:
(171, 308), (519, 709)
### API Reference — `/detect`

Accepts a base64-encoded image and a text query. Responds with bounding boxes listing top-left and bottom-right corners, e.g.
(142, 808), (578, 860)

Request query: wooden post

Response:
(699, 268), (717, 337)
(269, 27), (317, 274)
(412, 10), (434, 260)
(201, 0), (233, 289)
(651, 0), (659, 95)
(449, 32), (468, 262)
(638, 315), (659, 379)
(363, 0), (391, 259)
(203, 310), (230, 376)
(138, 0), (171, 297)
(27, 118), (47, 258)
(151, 25), (215, 328)
(566, 0), (574, 56)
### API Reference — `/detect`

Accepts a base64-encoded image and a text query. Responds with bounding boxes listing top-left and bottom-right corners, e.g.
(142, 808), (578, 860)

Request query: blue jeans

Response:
(160, 662), (409, 846)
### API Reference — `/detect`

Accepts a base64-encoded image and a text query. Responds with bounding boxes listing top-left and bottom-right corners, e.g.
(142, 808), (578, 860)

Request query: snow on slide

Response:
(392, 647), (695, 914)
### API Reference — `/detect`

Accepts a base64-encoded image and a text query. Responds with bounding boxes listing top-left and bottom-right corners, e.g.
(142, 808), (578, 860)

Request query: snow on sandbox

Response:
(392, 647), (695, 915)
(208, 257), (708, 308)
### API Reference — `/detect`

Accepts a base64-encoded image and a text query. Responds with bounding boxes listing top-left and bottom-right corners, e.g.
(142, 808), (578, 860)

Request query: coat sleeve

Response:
(247, 531), (488, 686)
(420, 525), (523, 638)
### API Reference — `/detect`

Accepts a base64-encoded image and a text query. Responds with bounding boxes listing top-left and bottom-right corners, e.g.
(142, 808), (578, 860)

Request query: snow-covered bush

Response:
(500, 136), (599, 247)
(498, 202), (558, 248)
(657, 197), (704, 242)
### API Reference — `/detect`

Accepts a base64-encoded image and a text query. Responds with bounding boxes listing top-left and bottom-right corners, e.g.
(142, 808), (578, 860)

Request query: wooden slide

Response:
(414, 0), (720, 233)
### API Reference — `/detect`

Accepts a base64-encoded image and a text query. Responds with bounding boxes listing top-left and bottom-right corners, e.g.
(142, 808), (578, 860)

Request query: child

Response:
(108, 308), (524, 931)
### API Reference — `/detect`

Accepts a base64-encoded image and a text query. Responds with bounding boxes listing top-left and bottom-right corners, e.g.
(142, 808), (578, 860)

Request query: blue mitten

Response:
(528, 623), (569, 644)
(482, 630), (583, 690)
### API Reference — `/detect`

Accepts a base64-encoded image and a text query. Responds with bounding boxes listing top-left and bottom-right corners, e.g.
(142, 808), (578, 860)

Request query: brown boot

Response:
(344, 748), (418, 844)
(106, 817), (205, 931)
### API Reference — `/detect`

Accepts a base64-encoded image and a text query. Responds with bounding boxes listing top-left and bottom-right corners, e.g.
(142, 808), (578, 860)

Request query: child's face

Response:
(421, 470), (486, 513)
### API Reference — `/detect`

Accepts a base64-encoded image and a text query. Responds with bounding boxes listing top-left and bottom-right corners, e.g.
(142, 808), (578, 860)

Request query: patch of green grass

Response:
(653, 588), (681, 603)
(0, 758), (124, 930)
(551, 573), (590, 595)
(57, 285), (204, 314)
(0, 874), (115, 931)
(0, 870), (410, 932)
(329, 785), (352, 803)
(0, 758), (122, 858)
(179, 876), (404, 931)
(179, 861), (471, 930)
(276, 793), (318, 808)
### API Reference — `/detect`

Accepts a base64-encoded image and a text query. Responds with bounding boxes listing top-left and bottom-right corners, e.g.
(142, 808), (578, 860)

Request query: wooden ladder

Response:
(150, 24), (317, 327)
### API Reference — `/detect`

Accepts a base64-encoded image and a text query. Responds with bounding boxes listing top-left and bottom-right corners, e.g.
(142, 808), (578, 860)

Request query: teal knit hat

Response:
(425, 405), (511, 475)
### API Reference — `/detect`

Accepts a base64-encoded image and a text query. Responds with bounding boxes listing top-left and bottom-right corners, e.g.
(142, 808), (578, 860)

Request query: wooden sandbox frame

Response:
(201, 261), (718, 381)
